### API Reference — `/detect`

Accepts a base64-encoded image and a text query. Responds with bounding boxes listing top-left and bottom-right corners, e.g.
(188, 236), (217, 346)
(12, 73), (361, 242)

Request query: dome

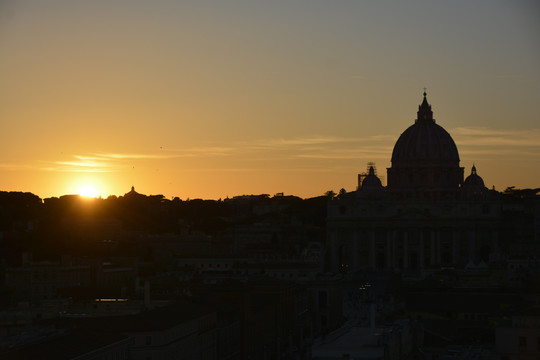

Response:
(391, 123), (460, 163)
(391, 92), (460, 164)
(463, 165), (486, 188)
(386, 92), (464, 193)
(361, 166), (383, 190)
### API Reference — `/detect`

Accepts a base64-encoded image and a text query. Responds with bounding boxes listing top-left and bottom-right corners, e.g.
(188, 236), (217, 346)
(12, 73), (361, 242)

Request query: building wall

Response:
(327, 194), (502, 273)
(5, 264), (92, 302)
(496, 327), (540, 360)
(128, 313), (217, 360)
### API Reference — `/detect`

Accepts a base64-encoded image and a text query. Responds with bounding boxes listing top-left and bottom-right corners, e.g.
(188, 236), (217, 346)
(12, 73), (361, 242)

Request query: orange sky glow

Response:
(1, 1), (539, 199)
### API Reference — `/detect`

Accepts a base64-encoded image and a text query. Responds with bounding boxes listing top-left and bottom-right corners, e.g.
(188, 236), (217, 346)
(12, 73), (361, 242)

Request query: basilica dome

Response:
(386, 92), (464, 194)
(391, 92), (460, 164)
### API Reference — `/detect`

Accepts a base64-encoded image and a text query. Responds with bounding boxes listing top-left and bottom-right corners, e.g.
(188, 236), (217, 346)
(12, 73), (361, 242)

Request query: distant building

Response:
(0, 329), (131, 360)
(4, 254), (92, 303)
(311, 319), (422, 360)
(53, 300), (222, 360)
(193, 277), (310, 359)
(496, 308), (540, 360)
(328, 92), (513, 274)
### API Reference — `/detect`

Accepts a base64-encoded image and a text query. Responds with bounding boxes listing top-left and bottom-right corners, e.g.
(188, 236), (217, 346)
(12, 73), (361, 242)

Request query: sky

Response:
(1, 0), (539, 199)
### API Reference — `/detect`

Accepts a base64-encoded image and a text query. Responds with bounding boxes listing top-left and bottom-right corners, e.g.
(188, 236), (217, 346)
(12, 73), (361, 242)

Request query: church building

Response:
(327, 92), (501, 273)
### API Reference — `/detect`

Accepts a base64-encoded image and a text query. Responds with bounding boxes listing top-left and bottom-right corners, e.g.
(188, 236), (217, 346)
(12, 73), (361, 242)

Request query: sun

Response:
(78, 185), (100, 198)
(68, 176), (108, 198)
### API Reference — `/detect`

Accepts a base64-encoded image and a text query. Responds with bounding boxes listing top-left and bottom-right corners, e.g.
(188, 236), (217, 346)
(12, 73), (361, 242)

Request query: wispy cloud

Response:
(178, 166), (354, 173)
(95, 153), (182, 160)
(42, 154), (125, 173)
(32, 127), (540, 174)
(268, 136), (355, 146)
(242, 135), (394, 151)
(240, 136), (351, 151)
(41, 160), (124, 173)
(293, 151), (390, 160)
(162, 147), (235, 157)
(40, 147), (236, 173)
(33, 134), (395, 174)
(444, 126), (540, 162)
(452, 127), (540, 147)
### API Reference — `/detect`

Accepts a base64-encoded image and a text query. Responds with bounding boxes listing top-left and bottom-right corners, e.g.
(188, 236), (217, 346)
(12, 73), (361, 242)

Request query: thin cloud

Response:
(33, 127), (540, 175)
(179, 166), (354, 173)
(459, 148), (540, 158)
(73, 155), (112, 161)
(242, 135), (394, 151)
(294, 152), (389, 160)
(95, 153), (181, 160)
(40, 166), (117, 173)
(269, 136), (355, 146)
(42, 159), (124, 173)
(55, 161), (109, 168)
(452, 127), (540, 147)
(42, 155), (125, 173)
(291, 144), (393, 160)
(171, 147), (236, 156)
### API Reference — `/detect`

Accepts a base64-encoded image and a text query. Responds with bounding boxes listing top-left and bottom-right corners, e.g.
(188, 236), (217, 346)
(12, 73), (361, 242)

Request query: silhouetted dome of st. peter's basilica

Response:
(391, 92), (460, 165)
(386, 92), (464, 193)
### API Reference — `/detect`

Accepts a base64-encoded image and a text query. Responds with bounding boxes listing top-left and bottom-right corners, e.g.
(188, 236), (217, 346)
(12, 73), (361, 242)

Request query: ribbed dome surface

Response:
(386, 93), (464, 193)
(391, 121), (460, 164)
(391, 93), (459, 164)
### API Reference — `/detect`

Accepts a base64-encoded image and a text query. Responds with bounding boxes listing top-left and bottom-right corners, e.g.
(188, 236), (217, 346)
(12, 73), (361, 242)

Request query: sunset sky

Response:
(1, 0), (539, 199)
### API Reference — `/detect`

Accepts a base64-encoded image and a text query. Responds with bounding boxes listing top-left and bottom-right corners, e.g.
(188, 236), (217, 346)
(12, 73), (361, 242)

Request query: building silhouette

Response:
(327, 92), (502, 274)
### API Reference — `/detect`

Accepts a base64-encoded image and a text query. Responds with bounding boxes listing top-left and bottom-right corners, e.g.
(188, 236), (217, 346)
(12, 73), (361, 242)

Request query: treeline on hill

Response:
(0, 191), (328, 264)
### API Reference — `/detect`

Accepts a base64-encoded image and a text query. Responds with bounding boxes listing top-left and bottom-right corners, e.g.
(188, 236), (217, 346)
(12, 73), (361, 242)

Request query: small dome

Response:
(463, 165), (486, 188)
(361, 166), (383, 190)
(391, 93), (460, 165)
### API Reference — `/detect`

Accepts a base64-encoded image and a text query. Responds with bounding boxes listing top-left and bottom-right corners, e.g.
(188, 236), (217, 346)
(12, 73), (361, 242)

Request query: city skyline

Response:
(1, 1), (539, 199)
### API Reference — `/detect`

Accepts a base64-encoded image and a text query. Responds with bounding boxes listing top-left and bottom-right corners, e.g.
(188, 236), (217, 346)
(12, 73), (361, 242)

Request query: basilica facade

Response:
(327, 92), (502, 273)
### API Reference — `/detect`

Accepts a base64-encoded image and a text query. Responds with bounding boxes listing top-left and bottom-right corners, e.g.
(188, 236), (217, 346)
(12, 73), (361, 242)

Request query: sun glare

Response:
(78, 185), (100, 198)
